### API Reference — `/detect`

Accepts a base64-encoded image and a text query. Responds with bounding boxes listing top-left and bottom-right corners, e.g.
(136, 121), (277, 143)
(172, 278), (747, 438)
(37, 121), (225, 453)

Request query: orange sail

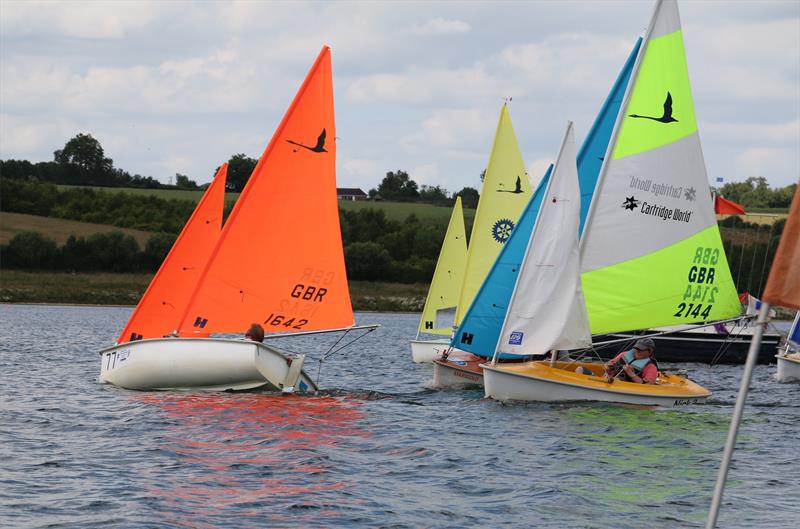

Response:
(177, 46), (354, 335)
(117, 164), (228, 343)
(762, 182), (800, 309)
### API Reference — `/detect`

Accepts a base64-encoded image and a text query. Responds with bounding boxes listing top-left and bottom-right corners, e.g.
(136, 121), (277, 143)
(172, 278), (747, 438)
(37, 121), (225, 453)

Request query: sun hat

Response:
(633, 337), (655, 352)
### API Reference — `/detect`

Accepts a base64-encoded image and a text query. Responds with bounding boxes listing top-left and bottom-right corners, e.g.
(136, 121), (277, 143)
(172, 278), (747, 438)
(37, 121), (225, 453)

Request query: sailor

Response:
(245, 323), (265, 343)
(603, 337), (658, 384)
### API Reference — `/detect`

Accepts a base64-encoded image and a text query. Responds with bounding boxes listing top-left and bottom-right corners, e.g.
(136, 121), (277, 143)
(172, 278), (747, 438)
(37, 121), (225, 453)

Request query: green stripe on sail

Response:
(419, 197), (467, 335)
(583, 224), (740, 334)
(613, 29), (698, 160)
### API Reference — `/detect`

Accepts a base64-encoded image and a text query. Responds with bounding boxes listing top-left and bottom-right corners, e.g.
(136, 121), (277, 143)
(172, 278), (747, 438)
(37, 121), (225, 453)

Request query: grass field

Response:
(0, 270), (428, 311)
(0, 212), (154, 246)
(54, 184), (475, 225)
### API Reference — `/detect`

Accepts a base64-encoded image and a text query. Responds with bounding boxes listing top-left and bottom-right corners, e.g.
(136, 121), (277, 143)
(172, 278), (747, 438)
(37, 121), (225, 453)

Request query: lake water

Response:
(1, 304), (798, 528)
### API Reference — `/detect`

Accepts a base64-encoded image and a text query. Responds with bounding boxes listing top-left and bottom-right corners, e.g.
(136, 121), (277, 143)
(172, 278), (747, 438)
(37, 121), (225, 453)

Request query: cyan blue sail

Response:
(452, 165), (552, 359)
(451, 38), (642, 358)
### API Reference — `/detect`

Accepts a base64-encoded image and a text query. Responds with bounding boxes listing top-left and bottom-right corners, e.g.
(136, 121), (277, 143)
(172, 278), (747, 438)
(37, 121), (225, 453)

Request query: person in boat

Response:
(603, 338), (658, 384)
(245, 323), (264, 343)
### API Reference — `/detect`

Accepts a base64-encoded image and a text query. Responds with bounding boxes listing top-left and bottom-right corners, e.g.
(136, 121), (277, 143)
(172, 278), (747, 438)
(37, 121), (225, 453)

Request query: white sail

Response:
(497, 122), (591, 355)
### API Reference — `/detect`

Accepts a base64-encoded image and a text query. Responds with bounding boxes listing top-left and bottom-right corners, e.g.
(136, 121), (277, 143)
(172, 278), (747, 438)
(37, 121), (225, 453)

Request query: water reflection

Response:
(136, 393), (368, 526)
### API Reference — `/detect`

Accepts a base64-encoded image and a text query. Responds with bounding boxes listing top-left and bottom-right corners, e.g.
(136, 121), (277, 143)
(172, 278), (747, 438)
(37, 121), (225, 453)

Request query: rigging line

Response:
(756, 232), (779, 297)
(710, 323), (748, 366)
(323, 327), (379, 360)
(745, 221), (766, 295)
(735, 230), (746, 293)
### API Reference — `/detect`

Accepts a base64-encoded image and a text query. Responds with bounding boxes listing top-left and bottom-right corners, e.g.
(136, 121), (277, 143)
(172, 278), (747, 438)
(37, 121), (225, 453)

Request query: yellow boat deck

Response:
(488, 360), (711, 399)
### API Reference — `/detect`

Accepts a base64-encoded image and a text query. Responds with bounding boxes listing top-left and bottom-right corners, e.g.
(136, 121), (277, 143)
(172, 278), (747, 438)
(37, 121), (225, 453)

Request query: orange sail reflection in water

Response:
(138, 393), (367, 522)
(178, 46), (354, 336)
(117, 164), (227, 343)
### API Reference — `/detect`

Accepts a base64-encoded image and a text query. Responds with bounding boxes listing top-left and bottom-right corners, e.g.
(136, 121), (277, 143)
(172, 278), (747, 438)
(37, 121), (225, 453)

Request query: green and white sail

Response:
(417, 197), (468, 336)
(580, 0), (740, 334)
(454, 103), (532, 325)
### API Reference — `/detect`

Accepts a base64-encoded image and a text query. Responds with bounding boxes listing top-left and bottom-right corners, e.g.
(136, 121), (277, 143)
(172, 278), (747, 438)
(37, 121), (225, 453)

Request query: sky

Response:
(1, 0), (798, 193)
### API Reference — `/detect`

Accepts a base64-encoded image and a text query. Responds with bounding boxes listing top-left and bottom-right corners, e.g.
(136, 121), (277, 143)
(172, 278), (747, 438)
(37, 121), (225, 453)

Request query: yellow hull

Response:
(483, 360), (710, 407)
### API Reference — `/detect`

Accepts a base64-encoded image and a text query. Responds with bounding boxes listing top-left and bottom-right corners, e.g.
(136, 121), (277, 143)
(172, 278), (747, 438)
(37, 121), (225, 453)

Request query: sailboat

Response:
(99, 46), (374, 392)
(410, 197), (467, 363)
(483, 0), (741, 406)
(432, 37), (642, 387)
(776, 311), (800, 382)
(409, 104), (532, 363)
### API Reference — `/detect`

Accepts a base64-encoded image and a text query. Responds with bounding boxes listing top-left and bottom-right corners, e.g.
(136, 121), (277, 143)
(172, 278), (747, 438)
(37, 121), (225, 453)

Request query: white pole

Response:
(705, 301), (771, 528)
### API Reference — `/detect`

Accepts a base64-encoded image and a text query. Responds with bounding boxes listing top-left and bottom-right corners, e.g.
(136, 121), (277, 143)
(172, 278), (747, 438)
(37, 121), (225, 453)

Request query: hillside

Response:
(54, 184), (476, 226)
(0, 212), (153, 247)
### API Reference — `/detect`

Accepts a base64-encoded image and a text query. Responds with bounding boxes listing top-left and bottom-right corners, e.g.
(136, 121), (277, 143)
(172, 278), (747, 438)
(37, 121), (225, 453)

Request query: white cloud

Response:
(410, 163), (439, 186)
(400, 108), (493, 153)
(408, 17), (471, 36)
(735, 147), (799, 180)
(0, 0), (168, 39)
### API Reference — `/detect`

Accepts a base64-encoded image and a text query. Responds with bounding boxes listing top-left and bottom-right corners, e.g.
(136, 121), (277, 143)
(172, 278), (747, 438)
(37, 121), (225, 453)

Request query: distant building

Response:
(336, 188), (368, 201)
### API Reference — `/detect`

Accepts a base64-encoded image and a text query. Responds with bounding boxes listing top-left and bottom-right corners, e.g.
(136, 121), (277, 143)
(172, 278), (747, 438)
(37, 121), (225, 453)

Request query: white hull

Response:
(99, 338), (317, 392)
(432, 359), (483, 389)
(410, 339), (451, 363)
(483, 364), (707, 407)
(776, 354), (800, 383)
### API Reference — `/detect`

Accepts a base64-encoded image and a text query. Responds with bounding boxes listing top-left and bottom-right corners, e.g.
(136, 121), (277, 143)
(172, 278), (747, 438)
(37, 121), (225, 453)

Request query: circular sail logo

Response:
(492, 218), (514, 243)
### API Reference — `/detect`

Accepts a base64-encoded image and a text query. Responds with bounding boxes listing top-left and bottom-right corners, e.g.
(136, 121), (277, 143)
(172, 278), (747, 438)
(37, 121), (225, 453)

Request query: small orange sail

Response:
(762, 182), (800, 309)
(117, 164), (228, 343)
(177, 46), (354, 335)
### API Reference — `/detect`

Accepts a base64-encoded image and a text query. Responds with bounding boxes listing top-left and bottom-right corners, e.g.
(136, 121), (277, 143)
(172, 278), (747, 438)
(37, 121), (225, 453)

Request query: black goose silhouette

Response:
(497, 175), (524, 194)
(629, 92), (678, 123)
(287, 129), (327, 153)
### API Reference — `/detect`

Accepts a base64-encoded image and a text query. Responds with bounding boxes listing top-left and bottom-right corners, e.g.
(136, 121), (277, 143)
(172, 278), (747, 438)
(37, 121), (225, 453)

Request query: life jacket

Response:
(622, 349), (654, 374)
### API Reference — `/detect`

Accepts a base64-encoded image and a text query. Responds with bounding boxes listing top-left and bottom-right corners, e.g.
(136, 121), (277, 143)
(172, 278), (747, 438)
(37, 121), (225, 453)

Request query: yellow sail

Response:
(454, 104), (532, 324)
(418, 197), (468, 336)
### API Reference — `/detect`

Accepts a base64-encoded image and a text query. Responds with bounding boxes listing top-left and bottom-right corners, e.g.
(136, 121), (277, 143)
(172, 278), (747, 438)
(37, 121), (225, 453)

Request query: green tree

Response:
(418, 185), (449, 204)
(53, 133), (114, 185)
(454, 186), (480, 208)
(373, 170), (419, 201)
(174, 173), (198, 189)
(0, 231), (58, 269)
(224, 154), (258, 192)
(344, 242), (392, 280)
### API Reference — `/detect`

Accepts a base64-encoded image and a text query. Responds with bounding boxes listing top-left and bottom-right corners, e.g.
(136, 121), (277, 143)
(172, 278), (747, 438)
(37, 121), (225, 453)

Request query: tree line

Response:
(717, 177), (796, 209)
(0, 178), (442, 283)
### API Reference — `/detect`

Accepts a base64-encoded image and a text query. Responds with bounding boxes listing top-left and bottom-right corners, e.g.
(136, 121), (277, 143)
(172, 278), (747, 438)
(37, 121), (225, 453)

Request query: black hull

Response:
(592, 330), (780, 365)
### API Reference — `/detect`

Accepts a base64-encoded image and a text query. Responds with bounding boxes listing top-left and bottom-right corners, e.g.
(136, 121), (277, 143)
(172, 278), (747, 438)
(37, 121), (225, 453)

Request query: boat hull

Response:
(776, 354), (800, 383)
(598, 325), (780, 364)
(99, 338), (318, 392)
(432, 351), (485, 388)
(483, 361), (710, 407)
(410, 338), (452, 363)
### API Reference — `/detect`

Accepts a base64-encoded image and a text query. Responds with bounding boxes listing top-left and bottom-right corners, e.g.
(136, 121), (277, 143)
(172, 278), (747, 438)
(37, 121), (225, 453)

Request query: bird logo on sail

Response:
(287, 129), (328, 153)
(629, 92), (678, 123)
(497, 175), (524, 194)
(492, 218), (514, 243)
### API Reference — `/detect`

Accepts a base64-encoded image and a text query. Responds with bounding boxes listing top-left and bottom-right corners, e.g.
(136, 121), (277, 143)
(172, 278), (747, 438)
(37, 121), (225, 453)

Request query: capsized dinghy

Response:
(484, 0), (741, 405)
(100, 46), (376, 392)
